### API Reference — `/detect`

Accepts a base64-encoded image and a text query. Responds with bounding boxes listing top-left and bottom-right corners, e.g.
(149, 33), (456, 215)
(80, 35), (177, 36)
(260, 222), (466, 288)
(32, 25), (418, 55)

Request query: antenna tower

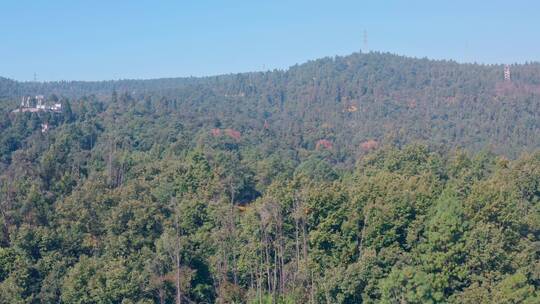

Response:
(504, 64), (511, 81)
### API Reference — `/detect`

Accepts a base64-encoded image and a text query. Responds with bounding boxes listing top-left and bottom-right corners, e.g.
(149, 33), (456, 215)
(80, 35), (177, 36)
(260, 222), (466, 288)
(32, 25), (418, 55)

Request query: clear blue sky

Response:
(2, 0), (539, 81)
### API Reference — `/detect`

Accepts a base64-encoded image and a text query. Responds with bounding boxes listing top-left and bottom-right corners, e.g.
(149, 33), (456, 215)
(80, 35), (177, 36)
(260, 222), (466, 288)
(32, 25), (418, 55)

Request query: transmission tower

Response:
(504, 64), (511, 81)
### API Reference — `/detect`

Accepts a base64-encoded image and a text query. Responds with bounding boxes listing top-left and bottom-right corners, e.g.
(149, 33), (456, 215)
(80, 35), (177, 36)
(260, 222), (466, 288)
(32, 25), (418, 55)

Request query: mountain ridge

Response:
(2, 51), (540, 98)
(1, 51), (539, 158)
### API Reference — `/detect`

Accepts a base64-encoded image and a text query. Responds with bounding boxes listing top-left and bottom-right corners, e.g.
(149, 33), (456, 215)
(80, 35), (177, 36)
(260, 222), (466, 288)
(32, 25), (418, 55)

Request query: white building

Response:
(13, 95), (63, 113)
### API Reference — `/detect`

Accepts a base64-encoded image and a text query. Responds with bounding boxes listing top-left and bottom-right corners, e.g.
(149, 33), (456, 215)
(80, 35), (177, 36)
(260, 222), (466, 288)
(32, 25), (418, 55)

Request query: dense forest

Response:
(0, 52), (539, 303)
(2, 52), (540, 158)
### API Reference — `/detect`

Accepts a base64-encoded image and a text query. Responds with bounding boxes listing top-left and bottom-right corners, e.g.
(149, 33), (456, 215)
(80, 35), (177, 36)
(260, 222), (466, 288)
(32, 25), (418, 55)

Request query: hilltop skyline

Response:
(2, 0), (540, 81)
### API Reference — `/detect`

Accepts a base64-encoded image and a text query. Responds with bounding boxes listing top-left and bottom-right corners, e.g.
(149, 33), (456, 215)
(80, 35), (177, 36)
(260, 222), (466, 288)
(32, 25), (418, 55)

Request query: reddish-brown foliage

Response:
(360, 139), (378, 151)
(316, 139), (333, 150)
(225, 128), (241, 140)
(211, 128), (221, 137)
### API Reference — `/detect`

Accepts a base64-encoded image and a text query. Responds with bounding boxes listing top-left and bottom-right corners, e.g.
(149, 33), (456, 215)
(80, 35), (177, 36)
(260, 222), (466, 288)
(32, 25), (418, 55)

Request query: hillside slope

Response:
(2, 52), (540, 158)
(0, 52), (539, 303)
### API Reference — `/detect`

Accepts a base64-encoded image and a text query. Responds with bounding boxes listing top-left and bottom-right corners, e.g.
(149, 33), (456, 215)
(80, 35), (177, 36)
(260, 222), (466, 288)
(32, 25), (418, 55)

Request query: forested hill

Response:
(2, 52), (540, 158)
(0, 52), (539, 303)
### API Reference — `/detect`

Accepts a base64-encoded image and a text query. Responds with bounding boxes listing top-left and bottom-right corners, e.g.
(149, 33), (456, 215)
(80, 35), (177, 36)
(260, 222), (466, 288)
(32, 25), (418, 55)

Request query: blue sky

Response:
(1, 0), (539, 81)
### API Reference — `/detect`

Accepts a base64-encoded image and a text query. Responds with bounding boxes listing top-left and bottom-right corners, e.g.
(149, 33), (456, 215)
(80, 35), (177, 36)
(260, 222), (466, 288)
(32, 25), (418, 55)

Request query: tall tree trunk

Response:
(258, 260), (263, 304)
(159, 287), (165, 304)
(176, 240), (182, 304)
(107, 137), (114, 186)
(294, 212), (300, 279)
(273, 248), (278, 303)
(301, 218), (308, 262)
(176, 250), (182, 304)
(264, 230), (272, 293)
(229, 182), (238, 285)
(278, 216), (285, 294)
(310, 271), (315, 304)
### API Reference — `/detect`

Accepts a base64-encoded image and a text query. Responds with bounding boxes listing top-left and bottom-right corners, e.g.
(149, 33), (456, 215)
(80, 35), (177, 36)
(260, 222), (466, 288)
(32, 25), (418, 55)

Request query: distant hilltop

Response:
(1, 52), (539, 100)
(1, 51), (539, 157)
(12, 95), (62, 113)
